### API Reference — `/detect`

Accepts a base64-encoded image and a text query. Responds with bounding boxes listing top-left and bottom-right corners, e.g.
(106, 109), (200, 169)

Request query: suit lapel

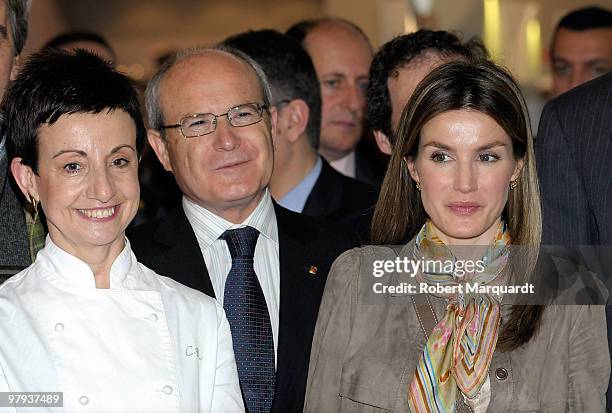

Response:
(303, 159), (345, 217)
(275, 204), (305, 398)
(273, 204), (326, 407)
(151, 206), (215, 298)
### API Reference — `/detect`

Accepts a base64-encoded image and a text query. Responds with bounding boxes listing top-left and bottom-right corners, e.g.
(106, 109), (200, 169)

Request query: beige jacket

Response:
(304, 243), (610, 412)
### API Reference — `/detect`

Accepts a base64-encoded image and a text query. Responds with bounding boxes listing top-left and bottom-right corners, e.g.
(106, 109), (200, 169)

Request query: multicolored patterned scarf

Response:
(408, 220), (510, 413)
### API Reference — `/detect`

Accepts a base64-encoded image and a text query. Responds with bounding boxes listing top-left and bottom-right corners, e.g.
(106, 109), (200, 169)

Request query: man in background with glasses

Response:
(128, 46), (358, 413)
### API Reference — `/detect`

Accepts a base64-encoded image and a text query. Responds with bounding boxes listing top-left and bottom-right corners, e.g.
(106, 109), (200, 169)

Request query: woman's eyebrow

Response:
(476, 141), (507, 151)
(52, 149), (87, 159)
(422, 141), (452, 150)
(111, 144), (136, 154)
(422, 140), (508, 151)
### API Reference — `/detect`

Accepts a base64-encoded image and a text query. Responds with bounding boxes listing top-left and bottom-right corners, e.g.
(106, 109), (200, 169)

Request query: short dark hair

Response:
(222, 29), (321, 149)
(286, 17), (372, 52)
(43, 31), (116, 62)
(366, 30), (487, 143)
(557, 6), (612, 32)
(7, 0), (29, 55)
(4, 49), (145, 174)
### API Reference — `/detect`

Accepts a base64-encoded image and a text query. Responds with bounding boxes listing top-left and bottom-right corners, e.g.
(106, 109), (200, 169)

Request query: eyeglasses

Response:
(160, 102), (267, 138)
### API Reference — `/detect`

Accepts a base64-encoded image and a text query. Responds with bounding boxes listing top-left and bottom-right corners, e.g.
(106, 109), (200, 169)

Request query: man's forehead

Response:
(554, 28), (612, 58)
(391, 52), (447, 78)
(162, 52), (260, 98)
(168, 51), (251, 79)
(158, 54), (265, 121)
(306, 25), (372, 78)
(306, 22), (371, 53)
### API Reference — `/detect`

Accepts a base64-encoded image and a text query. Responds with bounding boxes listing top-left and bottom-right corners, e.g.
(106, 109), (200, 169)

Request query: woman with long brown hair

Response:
(304, 60), (609, 412)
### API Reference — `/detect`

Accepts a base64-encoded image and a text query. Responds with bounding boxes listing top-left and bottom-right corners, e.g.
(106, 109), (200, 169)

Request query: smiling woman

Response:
(304, 61), (609, 412)
(0, 50), (244, 412)
(19, 111), (140, 285)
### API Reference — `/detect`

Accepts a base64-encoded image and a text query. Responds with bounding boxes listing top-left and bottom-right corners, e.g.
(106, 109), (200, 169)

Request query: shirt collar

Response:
(36, 235), (138, 289)
(278, 156), (323, 213)
(183, 188), (278, 249)
(329, 150), (356, 178)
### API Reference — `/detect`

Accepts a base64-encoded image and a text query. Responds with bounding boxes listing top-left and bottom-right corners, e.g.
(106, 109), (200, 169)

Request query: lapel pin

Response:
(308, 265), (318, 276)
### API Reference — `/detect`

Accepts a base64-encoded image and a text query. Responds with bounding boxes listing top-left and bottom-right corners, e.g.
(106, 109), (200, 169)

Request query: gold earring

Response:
(415, 181), (421, 191)
(509, 180), (517, 190)
(28, 198), (41, 262)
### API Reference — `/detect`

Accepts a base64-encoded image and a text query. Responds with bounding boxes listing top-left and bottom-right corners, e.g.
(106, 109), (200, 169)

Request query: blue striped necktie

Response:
(221, 226), (275, 413)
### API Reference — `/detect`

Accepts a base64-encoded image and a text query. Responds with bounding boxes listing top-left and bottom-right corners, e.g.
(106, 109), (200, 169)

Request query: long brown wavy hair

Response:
(371, 60), (543, 350)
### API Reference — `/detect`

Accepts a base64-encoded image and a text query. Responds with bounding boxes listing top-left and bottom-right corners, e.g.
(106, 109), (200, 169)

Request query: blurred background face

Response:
(30, 111), (139, 257)
(152, 52), (274, 220)
(303, 23), (371, 160)
(551, 28), (612, 97)
(0, 0), (17, 100)
(388, 52), (449, 133)
(407, 110), (522, 246)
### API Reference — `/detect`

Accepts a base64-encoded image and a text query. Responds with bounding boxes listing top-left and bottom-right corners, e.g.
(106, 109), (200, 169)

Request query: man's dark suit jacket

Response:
(127, 202), (359, 412)
(537, 73), (612, 246)
(0, 150), (30, 267)
(536, 73), (612, 411)
(303, 158), (379, 242)
(354, 138), (386, 187)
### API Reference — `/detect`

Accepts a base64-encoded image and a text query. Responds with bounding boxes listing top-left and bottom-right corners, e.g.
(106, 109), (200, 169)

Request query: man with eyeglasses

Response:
(128, 46), (358, 413)
(222, 30), (378, 241)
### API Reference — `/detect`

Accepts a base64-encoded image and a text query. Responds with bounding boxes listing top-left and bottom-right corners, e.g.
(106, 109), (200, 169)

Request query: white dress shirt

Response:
(0, 237), (244, 413)
(329, 150), (356, 178)
(183, 190), (280, 362)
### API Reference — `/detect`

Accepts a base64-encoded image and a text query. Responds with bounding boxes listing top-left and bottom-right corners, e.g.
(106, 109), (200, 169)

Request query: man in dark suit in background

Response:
(287, 18), (385, 186)
(536, 72), (612, 410)
(222, 30), (378, 237)
(128, 46), (357, 412)
(0, 0), (33, 267)
(537, 73), (612, 247)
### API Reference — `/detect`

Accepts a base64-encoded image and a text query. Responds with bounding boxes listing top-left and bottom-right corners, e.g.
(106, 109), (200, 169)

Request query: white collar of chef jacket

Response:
(35, 235), (140, 290)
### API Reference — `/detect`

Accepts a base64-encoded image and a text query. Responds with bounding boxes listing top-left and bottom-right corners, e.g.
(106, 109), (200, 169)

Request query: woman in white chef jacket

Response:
(0, 50), (245, 412)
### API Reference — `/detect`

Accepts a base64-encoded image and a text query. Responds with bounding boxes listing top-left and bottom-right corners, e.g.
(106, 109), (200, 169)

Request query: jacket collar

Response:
(36, 236), (142, 290)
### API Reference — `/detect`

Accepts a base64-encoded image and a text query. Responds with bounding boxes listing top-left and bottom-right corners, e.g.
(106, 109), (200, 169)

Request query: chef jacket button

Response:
(147, 313), (158, 322)
(162, 385), (173, 395)
(495, 367), (508, 381)
(79, 395), (89, 405)
(54, 323), (64, 332)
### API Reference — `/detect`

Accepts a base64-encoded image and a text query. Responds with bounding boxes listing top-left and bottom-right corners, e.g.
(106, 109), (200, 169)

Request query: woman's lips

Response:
(447, 203), (480, 215)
